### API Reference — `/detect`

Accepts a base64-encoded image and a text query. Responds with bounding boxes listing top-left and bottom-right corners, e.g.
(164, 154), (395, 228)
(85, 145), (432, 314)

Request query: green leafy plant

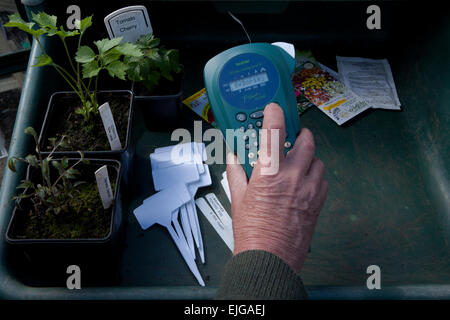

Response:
(5, 12), (142, 122)
(125, 34), (182, 92)
(8, 127), (89, 215)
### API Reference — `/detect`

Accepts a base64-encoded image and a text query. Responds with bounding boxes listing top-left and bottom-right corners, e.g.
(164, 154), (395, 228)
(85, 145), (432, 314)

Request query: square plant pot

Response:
(132, 67), (184, 131)
(38, 90), (135, 188)
(5, 159), (124, 286)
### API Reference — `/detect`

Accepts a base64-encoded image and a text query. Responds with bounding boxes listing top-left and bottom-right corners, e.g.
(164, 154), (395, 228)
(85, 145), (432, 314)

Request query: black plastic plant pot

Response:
(5, 159), (124, 286)
(132, 67), (184, 131)
(38, 90), (135, 188)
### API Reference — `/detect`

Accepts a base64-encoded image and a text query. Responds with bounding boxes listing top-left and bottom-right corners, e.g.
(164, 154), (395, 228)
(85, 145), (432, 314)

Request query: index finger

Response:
(257, 103), (286, 169)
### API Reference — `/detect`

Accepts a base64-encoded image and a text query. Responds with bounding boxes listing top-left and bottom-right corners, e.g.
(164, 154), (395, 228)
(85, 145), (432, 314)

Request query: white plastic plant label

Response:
(104, 5), (153, 43)
(196, 197), (234, 252)
(99, 102), (122, 151)
(336, 56), (401, 110)
(95, 165), (114, 209)
(205, 193), (232, 230)
(221, 171), (231, 203)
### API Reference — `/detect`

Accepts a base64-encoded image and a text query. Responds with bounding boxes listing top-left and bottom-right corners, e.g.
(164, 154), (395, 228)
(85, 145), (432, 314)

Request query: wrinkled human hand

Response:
(227, 103), (328, 273)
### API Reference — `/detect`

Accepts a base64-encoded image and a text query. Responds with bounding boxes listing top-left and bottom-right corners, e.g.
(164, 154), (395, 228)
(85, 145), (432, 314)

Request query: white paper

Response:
(336, 56), (401, 110)
(95, 165), (114, 209)
(99, 102), (122, 151)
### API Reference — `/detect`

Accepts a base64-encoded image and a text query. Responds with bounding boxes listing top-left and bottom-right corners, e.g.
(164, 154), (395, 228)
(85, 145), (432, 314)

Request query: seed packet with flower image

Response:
(294, 50), (371, 125)
(183, 88), (217, 127)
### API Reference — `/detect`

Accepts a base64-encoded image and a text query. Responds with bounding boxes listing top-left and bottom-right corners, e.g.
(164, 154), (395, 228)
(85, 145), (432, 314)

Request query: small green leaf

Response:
(17, 180), (34, 190)
(62, 157), (69, 169)
(75, 15), (93, 32)
(32, 54), (52, 67)
(65, 168), (80, 180)
(145, 48), (162, 63)
(67, 168), (80, 175)
(4, 13), (39, 36)
(38, 188), (46, 200)
(82, 60), (101, 78)
(42, 159), (51, 185)
(100, 48), (122, 66)
(55, 26), (79, 39)
(48, 137), (57, 148)
(75, 46), (96, 63)
(32, 11), (57, 28)
(51, 160), (62, 170)
(115, 42), (143, 57)
(94, 37), (122, 54)
(75, 108), (86, 115)
(59, 138), (70, 149)
(11, 193), (32, 201)
(136, 34), (159, 48)
(125, 61), (141, 82)
(106, 61), (127, 80)
(73, 181), (86, 188)
(24, 127), (37, 139)
(146, 71), (161, 87)
(25, 154), (39, 167)
(8, 158), (16, 172)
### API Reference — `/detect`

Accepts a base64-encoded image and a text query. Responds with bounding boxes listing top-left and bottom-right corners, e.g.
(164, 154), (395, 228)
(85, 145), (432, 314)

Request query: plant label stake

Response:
(133, 183), (205, 286)
(104, 5), (153, 43)
(99, 102), (122, 151)
(95, 165), (114, 209)
(150, 143), (211, 263)
(196, 197), (234, 252)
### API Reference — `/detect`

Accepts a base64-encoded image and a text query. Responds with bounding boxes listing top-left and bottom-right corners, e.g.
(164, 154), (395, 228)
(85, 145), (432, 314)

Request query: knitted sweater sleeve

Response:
(216, 250), (308, 300)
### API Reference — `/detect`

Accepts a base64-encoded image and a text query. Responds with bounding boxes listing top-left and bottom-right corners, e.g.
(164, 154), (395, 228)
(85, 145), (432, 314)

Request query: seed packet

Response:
(182, 88), (217, 127)
(294, 50), (371, 125)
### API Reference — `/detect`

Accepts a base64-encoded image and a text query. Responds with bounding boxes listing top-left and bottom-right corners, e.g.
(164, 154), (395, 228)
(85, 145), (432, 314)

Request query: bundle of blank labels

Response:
(133, 142), (211, 286)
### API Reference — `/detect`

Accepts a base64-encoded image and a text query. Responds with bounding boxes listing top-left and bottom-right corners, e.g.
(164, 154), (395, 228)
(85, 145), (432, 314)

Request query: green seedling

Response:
(5, 12), (142, 122)
(125, 34), (181, 92)
(8, 127), (89, 215)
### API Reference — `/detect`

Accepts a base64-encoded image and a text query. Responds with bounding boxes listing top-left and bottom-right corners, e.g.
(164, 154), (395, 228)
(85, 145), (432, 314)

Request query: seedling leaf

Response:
(75, 15), (93, 32)
(75, 46), (96, 63)
(94, 37), (122, 54)
(106, 61), (127, 80)
(32, 54), (53, 67)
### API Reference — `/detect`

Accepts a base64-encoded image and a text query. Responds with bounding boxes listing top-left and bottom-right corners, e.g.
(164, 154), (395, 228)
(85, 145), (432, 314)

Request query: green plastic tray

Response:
(0, 1), (449, 299)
